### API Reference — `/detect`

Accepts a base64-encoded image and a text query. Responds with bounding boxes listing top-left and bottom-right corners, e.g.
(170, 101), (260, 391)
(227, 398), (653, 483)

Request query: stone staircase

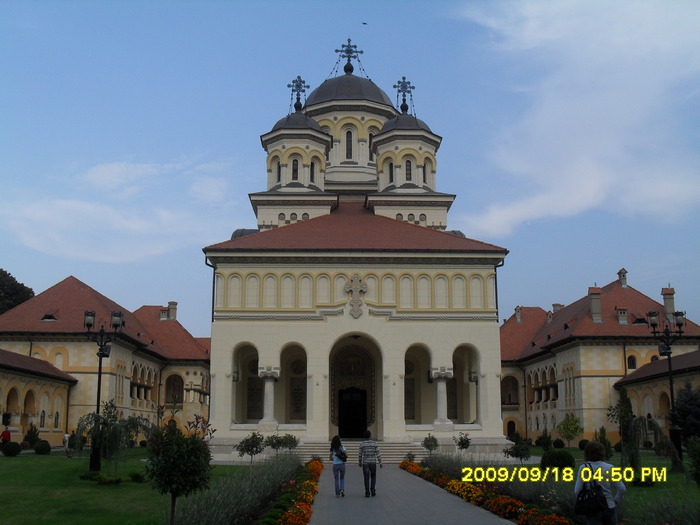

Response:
(294, 440), (429, 464)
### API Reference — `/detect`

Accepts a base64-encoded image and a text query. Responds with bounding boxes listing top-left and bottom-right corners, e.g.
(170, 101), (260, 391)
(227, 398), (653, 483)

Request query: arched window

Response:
(368, 132), (374, 161)
(165, 375), (184, 405)
(54, 411), (59, 428)
(290, 213), (297, 221)
(405, 160), (412, 181)
(651, 355), (659, 362)
(310, 161), (316, 183)
(40, 410), (46, 427)
(422, 164), (427, 184)
(627, 355), (637, 370)
(396, 213), (403, 221)
(292, 159), (299, 180)
(389, 162), (394, 184)
(276, 161), (281, 183)
(345, 130), (353, 159)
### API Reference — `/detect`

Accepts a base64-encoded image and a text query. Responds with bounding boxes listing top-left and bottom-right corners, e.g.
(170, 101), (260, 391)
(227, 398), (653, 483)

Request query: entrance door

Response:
(338, 387), (367, 438)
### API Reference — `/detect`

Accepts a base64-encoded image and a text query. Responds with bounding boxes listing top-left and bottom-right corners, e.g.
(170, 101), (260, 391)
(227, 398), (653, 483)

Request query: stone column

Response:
(433, 371), (454, 431)
(259, 370), (279, 432)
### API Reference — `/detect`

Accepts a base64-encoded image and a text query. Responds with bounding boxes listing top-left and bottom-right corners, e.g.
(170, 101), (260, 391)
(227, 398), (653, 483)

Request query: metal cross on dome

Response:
(335, 38), (363, 63)
(287, 75), (310, 111)
(393, 76), (415, 111)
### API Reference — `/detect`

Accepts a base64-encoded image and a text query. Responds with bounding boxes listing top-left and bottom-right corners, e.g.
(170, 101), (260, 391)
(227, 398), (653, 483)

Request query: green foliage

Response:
(453, 431), (471, 451)
(553, 438), (565, 448)
(556, 413), (584, 446)
(675, 382), (700, 445)
(593, 426), (613, 460)
(34, 439), (51, 455)
(128, 471), (146, 483)
(687, 436), (700, 488)
(579, 439), (589, 450)
(614, 441), (623, 452)
(503, 432), (531, 464)
(24, 422), (40, 447)
(1, 441), (21, 456)
(624, 416), (684, 474)
(279, 433), (299, 451)
(176, 454), (301, 525)
(536, 428), (552, 451)
(0, 268), (34, 315)
(422, 433), (439, 456)
(146, 415), (215, 525)
(608, 387), (635, 446)
(76, 399), (155, 475)
(234, 431), (266, 465)
(95, 474), (122, 485)
(540, 449), (575, 469)
(403, 451), (416, 462)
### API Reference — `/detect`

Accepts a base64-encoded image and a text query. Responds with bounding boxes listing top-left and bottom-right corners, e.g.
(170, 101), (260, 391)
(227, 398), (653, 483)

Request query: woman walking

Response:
(329, 435), (347, 497)
(574, 440), (626, 524)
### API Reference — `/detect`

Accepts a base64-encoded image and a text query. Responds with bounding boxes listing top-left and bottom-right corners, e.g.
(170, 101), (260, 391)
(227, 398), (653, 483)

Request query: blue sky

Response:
(2, 1), (699, 337)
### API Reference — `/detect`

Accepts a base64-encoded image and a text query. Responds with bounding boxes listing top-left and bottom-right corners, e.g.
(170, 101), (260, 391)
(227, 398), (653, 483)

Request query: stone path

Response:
(309, 464), (512, 525)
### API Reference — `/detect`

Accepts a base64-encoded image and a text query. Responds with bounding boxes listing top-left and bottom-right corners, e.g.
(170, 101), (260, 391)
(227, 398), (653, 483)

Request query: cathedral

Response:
(204, 40), (510, 453)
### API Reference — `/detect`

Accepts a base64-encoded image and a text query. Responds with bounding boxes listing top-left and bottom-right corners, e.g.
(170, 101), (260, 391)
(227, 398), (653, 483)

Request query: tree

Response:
(453, 431), (471, 451)
(146, 415), (215, 525)
(0, 269), (34, 315)
(234, 431), (265, 466)
(556, 414), (584, 447)
(608, 387), (634, 446)
(593, 426), (613, 460)
(503, 432), (531, 464)
(675, 381), (700, 446)
(77, 399), (154, 474)
(422, 433), (439, 456)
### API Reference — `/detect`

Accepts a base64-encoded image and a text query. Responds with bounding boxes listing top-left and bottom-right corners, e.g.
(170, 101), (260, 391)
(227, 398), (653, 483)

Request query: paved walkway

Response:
(309, 464), (512, 525)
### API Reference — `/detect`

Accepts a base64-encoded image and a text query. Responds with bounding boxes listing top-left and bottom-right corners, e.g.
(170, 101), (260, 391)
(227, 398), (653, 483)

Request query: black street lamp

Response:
(647, 310), (685, 460)
(84, 310), (124, 471)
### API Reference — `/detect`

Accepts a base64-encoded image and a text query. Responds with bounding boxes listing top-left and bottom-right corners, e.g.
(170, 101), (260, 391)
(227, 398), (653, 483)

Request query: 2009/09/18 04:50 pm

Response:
(461, 466), (667, 483)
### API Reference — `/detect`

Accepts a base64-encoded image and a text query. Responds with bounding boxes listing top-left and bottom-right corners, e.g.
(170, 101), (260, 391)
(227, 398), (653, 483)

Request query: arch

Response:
(435, 275), (449, 308)
(345, 129), (353, 160)
(452, 275), (467, 309)
(487, 275), (497, 309)
(451, 345), (480, 423)
(399, 275), (414, 308)
(299, 274), (313, 308)
(501, 375), (519, 405)
(233, 345), (262, 423)
(214, 274), (224, 307)
(506, 420), (517, 437)
(417, 275), (431, 308)
(23, 390), (37, 415)
(381, 274), (396, 305)
(388, 161), (394, 184)
(291, 158), (299, 181)
(364, 274), (378, 303)
(469, 275), (484, 308)
(245, 274), (260, 308)
(309, 160), (316, 183)
(164, 374), (184, 406)
(405, 159), (413, 181)
(280, 345), (307, 423)
(228, 274), (242, 307)
(405, 345), (432, 423)
(317, 274), (331, 304)
(281, 274), (295, 308)
(627, 355), (637, 370)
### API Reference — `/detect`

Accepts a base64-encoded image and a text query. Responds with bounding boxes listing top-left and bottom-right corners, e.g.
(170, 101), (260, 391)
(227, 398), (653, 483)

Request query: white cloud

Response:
(82, 162), (162, 197)
(189, 176), (229, 202)
(455, 0), (700, 237)
(2, 198), (206, 263)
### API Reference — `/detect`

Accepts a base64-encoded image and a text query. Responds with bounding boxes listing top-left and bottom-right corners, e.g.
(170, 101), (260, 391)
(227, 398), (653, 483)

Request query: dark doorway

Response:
(338, 387), (367, 438)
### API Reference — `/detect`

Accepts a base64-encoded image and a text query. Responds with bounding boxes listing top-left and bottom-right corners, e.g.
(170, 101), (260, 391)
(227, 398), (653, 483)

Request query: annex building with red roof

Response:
(499, 268), (700, 442)
(0, 276), (209, 446)
(203, 41), (511, 455)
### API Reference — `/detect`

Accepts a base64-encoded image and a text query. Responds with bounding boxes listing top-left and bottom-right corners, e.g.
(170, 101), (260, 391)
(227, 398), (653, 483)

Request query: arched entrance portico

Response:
(329, 335), (382, 439)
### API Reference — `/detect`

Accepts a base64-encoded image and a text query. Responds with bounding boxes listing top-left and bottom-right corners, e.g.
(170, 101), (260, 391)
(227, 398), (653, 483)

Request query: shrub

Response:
(540, 449), (575, 469)
(234, 431), (266, 465)
(504, 433), (531, 464)
(422, 433), (439, 456)
(279, 433), (299, 451)
(614, 441), (623, 453)
(34, 439), (51, 455)
(139, 439), (148, 448)
(20, 441), (30, 450)
(129, 472), (146, 483)
(552, 438), (565, 449)
(1, 441), (21, 457)
(578, 439), (589, 450)
(687, 436), (700, 488)
(643, 440), (653, 449)
(454, 431), (471, 451)
(593, 426), (613, 460)
(403, 451), (415, 462)
(96, 474), (122, 485)
(537, 429), (552, 451)
(23, 422), (40, 447)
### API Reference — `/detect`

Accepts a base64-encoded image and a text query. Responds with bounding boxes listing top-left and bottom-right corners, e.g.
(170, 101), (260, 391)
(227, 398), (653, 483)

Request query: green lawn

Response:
(0, 448), (233, 525)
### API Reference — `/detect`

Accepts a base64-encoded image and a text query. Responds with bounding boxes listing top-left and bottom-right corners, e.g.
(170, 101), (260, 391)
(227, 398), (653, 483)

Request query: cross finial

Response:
(287, 75), (310, 112)
(393, 76), (415, 113)
(335, 38), (363, 63)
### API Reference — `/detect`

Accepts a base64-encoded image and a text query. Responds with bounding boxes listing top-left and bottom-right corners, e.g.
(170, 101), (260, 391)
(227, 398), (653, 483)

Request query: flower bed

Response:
(399, 461), (570, 525)
(258, 458), (324, 525)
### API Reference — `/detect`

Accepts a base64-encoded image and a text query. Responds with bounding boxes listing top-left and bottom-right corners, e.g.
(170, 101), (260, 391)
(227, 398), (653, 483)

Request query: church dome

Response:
(305, 62), (393, 108)
(376, 111), (433, 134)
(270, 107), (324, 132)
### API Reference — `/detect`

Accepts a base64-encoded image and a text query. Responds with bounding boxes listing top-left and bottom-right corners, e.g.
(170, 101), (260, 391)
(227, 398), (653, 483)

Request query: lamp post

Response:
(647, 310), (685, 460)
(84, 310), (124, 471)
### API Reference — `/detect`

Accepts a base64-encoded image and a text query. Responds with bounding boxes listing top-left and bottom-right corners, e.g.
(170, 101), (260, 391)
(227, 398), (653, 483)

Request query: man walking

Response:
(358, 430), (382, 497)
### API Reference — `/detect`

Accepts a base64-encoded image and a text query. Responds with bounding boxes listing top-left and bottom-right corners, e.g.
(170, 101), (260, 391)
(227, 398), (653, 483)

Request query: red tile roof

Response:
(0, 347), (77, 383)
(0, 276), (206, 362)
(502, 277), (700, 362)
(615, 349), (700, 386)
(500, 307), (548, 361)
(133, 306), (209, 361)
(205, 202), (508, 254)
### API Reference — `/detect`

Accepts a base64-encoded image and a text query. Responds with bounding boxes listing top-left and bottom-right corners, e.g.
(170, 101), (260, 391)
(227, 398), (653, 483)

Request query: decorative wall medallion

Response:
(344, 274), (367, 318)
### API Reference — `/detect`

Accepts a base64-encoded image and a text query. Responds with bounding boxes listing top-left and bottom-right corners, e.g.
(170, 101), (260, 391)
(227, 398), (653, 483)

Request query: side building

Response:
(500, 268), (700, 443)
(0, 276), (210, 446)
